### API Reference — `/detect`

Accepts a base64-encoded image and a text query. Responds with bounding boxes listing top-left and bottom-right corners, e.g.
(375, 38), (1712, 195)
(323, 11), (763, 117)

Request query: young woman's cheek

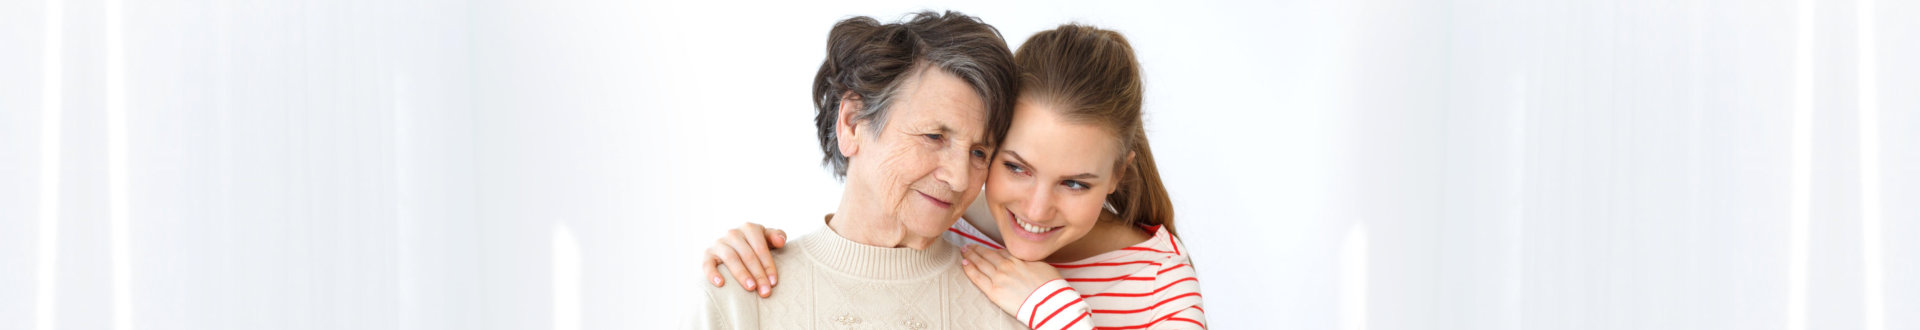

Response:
(1066, 194), (1105, 237)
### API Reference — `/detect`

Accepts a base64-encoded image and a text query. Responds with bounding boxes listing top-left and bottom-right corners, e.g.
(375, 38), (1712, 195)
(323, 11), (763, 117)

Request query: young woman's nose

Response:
(1024, 183), (1055, 222)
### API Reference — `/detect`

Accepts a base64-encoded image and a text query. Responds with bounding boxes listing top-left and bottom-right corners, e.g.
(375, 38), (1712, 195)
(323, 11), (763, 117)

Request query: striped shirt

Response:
(945, 221), (1207, 330)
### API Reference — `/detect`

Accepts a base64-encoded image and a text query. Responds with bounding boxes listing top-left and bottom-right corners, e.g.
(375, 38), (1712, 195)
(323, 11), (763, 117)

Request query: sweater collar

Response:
(800, 224), (958, 280)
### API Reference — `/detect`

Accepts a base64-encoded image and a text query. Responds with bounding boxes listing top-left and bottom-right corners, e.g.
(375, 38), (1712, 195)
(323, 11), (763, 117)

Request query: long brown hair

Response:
(1013, 24), (1176, 237)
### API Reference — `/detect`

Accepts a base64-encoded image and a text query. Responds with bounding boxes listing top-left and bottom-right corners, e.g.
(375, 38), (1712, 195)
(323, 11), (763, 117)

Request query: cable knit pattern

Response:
(696, 225), (1025, 330)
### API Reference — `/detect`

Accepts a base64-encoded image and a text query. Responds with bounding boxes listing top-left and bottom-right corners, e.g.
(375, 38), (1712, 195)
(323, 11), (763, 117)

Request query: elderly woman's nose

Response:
(936, 147), (975, 189)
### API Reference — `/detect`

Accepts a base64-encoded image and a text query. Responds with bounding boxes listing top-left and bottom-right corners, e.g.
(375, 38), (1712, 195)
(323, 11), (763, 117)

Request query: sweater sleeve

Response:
(1016, 279), (1094, 330)
(693, 268), (760, 330)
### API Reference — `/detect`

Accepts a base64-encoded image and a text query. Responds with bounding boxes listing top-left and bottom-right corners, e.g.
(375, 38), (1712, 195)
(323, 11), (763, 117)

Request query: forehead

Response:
(1002, 101), (1127, 174)
(891, 67), (988, 141)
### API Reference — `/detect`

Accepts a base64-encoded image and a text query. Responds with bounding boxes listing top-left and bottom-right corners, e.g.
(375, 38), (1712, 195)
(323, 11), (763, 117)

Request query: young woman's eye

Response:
(1062, 180), (1089, 191)
(1002, 161), (1026, 174)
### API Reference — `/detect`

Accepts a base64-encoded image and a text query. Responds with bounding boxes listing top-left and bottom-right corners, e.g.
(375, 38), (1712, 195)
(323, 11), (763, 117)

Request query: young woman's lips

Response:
(1007, 209), (1059, 242)
(917, 191), (952, 208)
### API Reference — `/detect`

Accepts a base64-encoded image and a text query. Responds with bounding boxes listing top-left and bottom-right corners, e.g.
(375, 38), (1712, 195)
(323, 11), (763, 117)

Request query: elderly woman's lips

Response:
(916, 191), (952, 208)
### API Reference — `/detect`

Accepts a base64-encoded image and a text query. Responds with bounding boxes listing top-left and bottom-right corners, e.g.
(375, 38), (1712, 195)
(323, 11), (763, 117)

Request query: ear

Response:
(1109, 151), (1135, 195)
(835, 91), (866, 158)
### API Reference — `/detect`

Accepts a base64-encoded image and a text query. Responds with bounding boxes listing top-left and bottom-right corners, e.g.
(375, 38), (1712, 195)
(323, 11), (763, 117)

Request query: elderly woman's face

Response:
(848, 67), (993, 242)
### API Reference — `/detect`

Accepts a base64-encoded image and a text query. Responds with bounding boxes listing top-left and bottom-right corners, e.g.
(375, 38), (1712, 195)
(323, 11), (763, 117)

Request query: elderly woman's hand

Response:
(702, 222), (787, 298)
(959, 244), (1064, 315)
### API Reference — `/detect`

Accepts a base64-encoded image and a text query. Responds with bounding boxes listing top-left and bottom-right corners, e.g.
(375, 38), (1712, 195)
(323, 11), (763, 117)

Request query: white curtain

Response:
(1, 0), (1914, 329)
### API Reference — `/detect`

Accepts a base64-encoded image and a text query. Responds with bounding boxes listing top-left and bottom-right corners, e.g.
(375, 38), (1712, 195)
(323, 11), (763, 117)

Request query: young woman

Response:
(703, 24), (1205, 330)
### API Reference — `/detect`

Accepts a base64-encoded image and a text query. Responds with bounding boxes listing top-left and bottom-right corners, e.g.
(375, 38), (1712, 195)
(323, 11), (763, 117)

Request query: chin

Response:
(910, 214), (957, 232)
(1006, 244), (1057, 262)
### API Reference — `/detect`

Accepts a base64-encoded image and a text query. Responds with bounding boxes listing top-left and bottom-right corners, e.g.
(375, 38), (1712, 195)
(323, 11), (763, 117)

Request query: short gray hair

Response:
(810, 11), (1018, 180)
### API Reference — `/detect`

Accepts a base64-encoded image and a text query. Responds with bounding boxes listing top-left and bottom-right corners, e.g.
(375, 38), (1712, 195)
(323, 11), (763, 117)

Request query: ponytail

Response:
(1110, 127), (1176, 236)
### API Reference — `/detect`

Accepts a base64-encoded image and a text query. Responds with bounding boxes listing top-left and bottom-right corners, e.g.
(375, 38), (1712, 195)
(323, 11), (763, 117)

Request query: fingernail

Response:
(745, 279), (755, 290)
(961, 258), (971, 266)
(759, 286), (770, 297)
(712, 277), (722, 286)
(770, 275), (778, 286)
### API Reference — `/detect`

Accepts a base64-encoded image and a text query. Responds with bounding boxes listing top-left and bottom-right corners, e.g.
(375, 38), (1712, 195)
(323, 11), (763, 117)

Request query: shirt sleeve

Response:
(1149, 258), (1207, 329)
(1017, 279), (1095, 330)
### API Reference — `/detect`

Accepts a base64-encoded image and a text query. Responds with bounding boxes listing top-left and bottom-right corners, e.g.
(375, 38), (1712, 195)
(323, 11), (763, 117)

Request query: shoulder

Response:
(1150, 230), (1198, 280)
(1147, 232), (1205, 312)
(695, 233), (821, 329)
(695, 267), (762, 329)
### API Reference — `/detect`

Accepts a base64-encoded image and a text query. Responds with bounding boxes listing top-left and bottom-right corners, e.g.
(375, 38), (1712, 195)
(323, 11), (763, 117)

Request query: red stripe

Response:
(1094, 312), (1181, 330)
(1091, 292), (1203, 314)
(1167, 317), (1204, 328)
(1171, 240), (1180, 255)
(1158, 263), (1191, 275)
(1120, 246), (1174, 254)
(1035, 298), (1083, 329)
(1060, 312), (1090, 330)
(1083, 277), (1198, 298)
(947, 227), (1003, 249)
(1191, 306), (1204, 312)
(1030, 286), (1074, 327)
(1054, 260), (1160, 269)
(1065, 275), (1156, 282)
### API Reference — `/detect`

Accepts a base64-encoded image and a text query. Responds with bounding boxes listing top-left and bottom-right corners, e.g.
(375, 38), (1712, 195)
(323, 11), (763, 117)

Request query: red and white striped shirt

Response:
(946, 222), (1207, 330)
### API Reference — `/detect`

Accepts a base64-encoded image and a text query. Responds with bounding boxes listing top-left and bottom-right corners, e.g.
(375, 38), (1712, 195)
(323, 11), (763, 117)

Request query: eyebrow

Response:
(932, 123), (987, 147)
(1001, 150), (1101, 180)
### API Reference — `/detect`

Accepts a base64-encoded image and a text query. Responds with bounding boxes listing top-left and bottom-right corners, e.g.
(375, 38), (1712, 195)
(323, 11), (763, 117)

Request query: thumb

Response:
(767, 229), (788, 248)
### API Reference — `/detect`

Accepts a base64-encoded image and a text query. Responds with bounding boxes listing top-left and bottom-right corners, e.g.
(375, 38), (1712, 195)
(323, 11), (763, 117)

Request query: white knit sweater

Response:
(695, 225), (1025, 330)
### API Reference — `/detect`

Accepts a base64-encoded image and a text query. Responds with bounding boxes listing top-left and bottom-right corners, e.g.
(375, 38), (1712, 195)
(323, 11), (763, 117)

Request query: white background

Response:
(1, 0), (1916, 329)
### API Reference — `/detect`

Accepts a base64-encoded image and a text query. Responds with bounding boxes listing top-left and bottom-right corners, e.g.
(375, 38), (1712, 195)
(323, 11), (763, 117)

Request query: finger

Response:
(722, 230), (771, 297)
(971, 244), (1006, 264)
(763, 228), (786, 286)
(960, 260), (995, 291)
(710, 243), (756, 292)
(715, 233), (761, 292)
(739, 224), (779, 288)
(701, 254), (725, 287)
(975, 245), (1019, 270)
(962, 245), (1000, 275)
(767, 228), (788, 249)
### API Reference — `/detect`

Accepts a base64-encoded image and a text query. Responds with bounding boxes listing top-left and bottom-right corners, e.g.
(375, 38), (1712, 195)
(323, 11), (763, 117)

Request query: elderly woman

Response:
(693, 11), (1026, 330)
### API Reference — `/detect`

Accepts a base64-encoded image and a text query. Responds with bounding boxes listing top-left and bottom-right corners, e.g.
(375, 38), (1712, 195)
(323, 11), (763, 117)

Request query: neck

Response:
(1044, 215), (1151, 263)
(829, 184), (939, 250)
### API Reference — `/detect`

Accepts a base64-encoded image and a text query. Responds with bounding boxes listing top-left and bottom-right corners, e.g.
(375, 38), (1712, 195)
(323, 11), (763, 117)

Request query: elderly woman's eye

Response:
(970, 149), (987, 159)
(923, 134), (944, 141)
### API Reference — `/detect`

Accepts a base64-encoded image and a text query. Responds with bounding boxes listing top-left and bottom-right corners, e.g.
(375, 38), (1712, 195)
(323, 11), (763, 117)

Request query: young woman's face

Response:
(985, 99), (1128, 261)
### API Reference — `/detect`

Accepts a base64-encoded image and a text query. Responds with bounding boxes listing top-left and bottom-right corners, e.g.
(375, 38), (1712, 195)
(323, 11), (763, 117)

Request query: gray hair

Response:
(810, 11), (1018, 180)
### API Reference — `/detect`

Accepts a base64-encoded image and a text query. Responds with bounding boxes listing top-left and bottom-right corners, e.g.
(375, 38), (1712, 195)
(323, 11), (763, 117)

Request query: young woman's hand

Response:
(701, 222), (787, 298)
(959, 244), (1064, 315)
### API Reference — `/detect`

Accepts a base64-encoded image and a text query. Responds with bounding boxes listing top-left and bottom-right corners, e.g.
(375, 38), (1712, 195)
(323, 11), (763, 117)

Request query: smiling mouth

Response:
(1010, 210), (1059, 234)
(917, 191), (952, 208)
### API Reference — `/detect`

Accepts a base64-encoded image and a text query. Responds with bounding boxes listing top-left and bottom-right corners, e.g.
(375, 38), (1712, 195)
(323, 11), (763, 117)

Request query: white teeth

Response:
(1016, 217), (1056, 234)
